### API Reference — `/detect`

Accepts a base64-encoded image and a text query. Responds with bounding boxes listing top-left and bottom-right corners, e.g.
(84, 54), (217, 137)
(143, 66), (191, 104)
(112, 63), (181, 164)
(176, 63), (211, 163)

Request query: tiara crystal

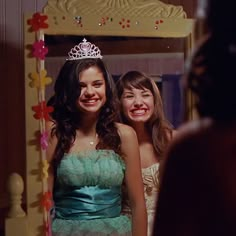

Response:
(67, 38), (103, 60)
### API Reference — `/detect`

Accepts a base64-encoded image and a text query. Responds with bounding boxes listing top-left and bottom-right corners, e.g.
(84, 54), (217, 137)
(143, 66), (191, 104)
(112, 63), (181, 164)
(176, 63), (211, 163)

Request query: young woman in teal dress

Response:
(46, 39), (147, 236)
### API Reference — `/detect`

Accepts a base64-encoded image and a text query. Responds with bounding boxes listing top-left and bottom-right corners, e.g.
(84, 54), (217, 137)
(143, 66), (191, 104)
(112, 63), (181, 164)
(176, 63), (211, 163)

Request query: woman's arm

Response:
(117, 123), (147, 236)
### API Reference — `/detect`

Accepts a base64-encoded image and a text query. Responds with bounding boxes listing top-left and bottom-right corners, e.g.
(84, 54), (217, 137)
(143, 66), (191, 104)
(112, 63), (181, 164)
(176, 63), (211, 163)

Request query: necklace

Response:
(89, 134), (98, 145)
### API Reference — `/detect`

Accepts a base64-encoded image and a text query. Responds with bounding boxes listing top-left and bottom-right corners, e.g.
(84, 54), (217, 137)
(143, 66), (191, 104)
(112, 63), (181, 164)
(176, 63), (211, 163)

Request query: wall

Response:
(0, 0), (197, 233)
(0, 1), (48, 233)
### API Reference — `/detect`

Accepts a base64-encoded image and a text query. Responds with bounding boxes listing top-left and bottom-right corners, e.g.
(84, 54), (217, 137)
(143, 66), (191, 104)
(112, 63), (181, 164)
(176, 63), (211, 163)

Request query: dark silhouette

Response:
(153, 0), (236, 235)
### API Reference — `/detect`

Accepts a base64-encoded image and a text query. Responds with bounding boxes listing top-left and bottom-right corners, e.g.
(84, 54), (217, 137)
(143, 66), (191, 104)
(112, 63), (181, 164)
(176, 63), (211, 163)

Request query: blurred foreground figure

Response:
(153, 0), (236, 235)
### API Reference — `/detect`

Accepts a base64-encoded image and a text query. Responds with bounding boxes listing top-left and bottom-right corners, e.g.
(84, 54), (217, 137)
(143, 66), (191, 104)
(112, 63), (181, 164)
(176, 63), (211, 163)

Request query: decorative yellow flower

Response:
(29, 69), (52, 89)
(42, 159), (49, 180)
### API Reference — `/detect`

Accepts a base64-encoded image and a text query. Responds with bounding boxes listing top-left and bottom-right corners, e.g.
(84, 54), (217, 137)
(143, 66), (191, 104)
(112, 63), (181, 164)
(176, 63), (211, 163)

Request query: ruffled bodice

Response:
(55, 150), (125, 188)
(142, 163), (160, 215)
(52, 150), (131, 236)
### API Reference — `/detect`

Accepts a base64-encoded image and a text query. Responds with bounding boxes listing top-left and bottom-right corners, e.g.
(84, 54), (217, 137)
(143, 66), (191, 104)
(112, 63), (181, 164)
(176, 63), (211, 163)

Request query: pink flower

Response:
(40, 131), (49, 150)
(32, 40), (48, 60)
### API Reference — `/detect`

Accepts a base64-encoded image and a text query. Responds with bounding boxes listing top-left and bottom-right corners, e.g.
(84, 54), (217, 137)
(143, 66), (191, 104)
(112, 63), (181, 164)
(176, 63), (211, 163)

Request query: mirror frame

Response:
(23, 1), (195, 235)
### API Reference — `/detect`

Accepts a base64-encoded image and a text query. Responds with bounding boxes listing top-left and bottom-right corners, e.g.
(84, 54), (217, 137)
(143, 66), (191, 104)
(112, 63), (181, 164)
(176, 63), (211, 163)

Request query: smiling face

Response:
(121, 86), (154, 124)
(77, 66), (106, 115)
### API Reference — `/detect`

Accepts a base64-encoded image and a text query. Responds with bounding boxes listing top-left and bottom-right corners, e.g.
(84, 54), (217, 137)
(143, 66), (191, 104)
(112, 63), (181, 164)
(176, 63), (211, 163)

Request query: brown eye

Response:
(123, 94), (134, 99)
(79, 83), (86, 88)
(94, 83), (103, 88)
(143, 93), (151, 97)
(93, 80), (104, 88)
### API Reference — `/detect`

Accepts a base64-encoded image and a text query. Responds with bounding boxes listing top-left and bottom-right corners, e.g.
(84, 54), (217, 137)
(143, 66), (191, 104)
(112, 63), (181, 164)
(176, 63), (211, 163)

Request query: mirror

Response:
(44, 35), (186, 127)
(23, 0), (194, 235)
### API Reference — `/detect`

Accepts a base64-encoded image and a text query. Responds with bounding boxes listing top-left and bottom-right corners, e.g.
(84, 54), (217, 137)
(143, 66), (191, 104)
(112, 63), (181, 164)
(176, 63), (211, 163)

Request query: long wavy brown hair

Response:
(48, 58), (121, 167)
(116, 70), (173, 159)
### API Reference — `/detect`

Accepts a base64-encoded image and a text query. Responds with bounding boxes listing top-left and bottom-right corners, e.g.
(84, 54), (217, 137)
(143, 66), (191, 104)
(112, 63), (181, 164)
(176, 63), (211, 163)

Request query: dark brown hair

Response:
(116, 70), (173, 158)
(48, 58), (121, 167)
(186, 35), (236, 120)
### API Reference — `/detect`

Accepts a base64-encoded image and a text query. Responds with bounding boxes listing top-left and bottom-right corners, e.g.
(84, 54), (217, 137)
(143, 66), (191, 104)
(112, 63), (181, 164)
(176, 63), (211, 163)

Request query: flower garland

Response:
(27, 12), (53, 236)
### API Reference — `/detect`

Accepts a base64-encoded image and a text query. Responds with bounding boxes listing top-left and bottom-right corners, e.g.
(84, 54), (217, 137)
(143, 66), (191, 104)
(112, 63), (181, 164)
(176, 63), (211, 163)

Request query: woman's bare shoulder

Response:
(115, 122), (139, 162)
(115, 122), (137, 139)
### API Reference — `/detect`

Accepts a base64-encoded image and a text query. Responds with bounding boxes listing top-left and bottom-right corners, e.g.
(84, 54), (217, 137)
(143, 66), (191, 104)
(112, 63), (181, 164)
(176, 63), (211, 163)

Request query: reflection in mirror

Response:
(21, 0), (195, 235)
(45, 35), (186, 128)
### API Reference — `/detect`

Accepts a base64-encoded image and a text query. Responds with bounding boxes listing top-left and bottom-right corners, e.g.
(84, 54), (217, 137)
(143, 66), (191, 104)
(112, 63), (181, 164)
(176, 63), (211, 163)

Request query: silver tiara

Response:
(67, 38), (103, 60)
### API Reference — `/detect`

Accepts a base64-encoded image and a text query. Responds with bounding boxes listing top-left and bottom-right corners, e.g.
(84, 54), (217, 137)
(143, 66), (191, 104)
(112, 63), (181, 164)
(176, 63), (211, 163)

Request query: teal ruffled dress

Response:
(52, 150), (132, 236)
